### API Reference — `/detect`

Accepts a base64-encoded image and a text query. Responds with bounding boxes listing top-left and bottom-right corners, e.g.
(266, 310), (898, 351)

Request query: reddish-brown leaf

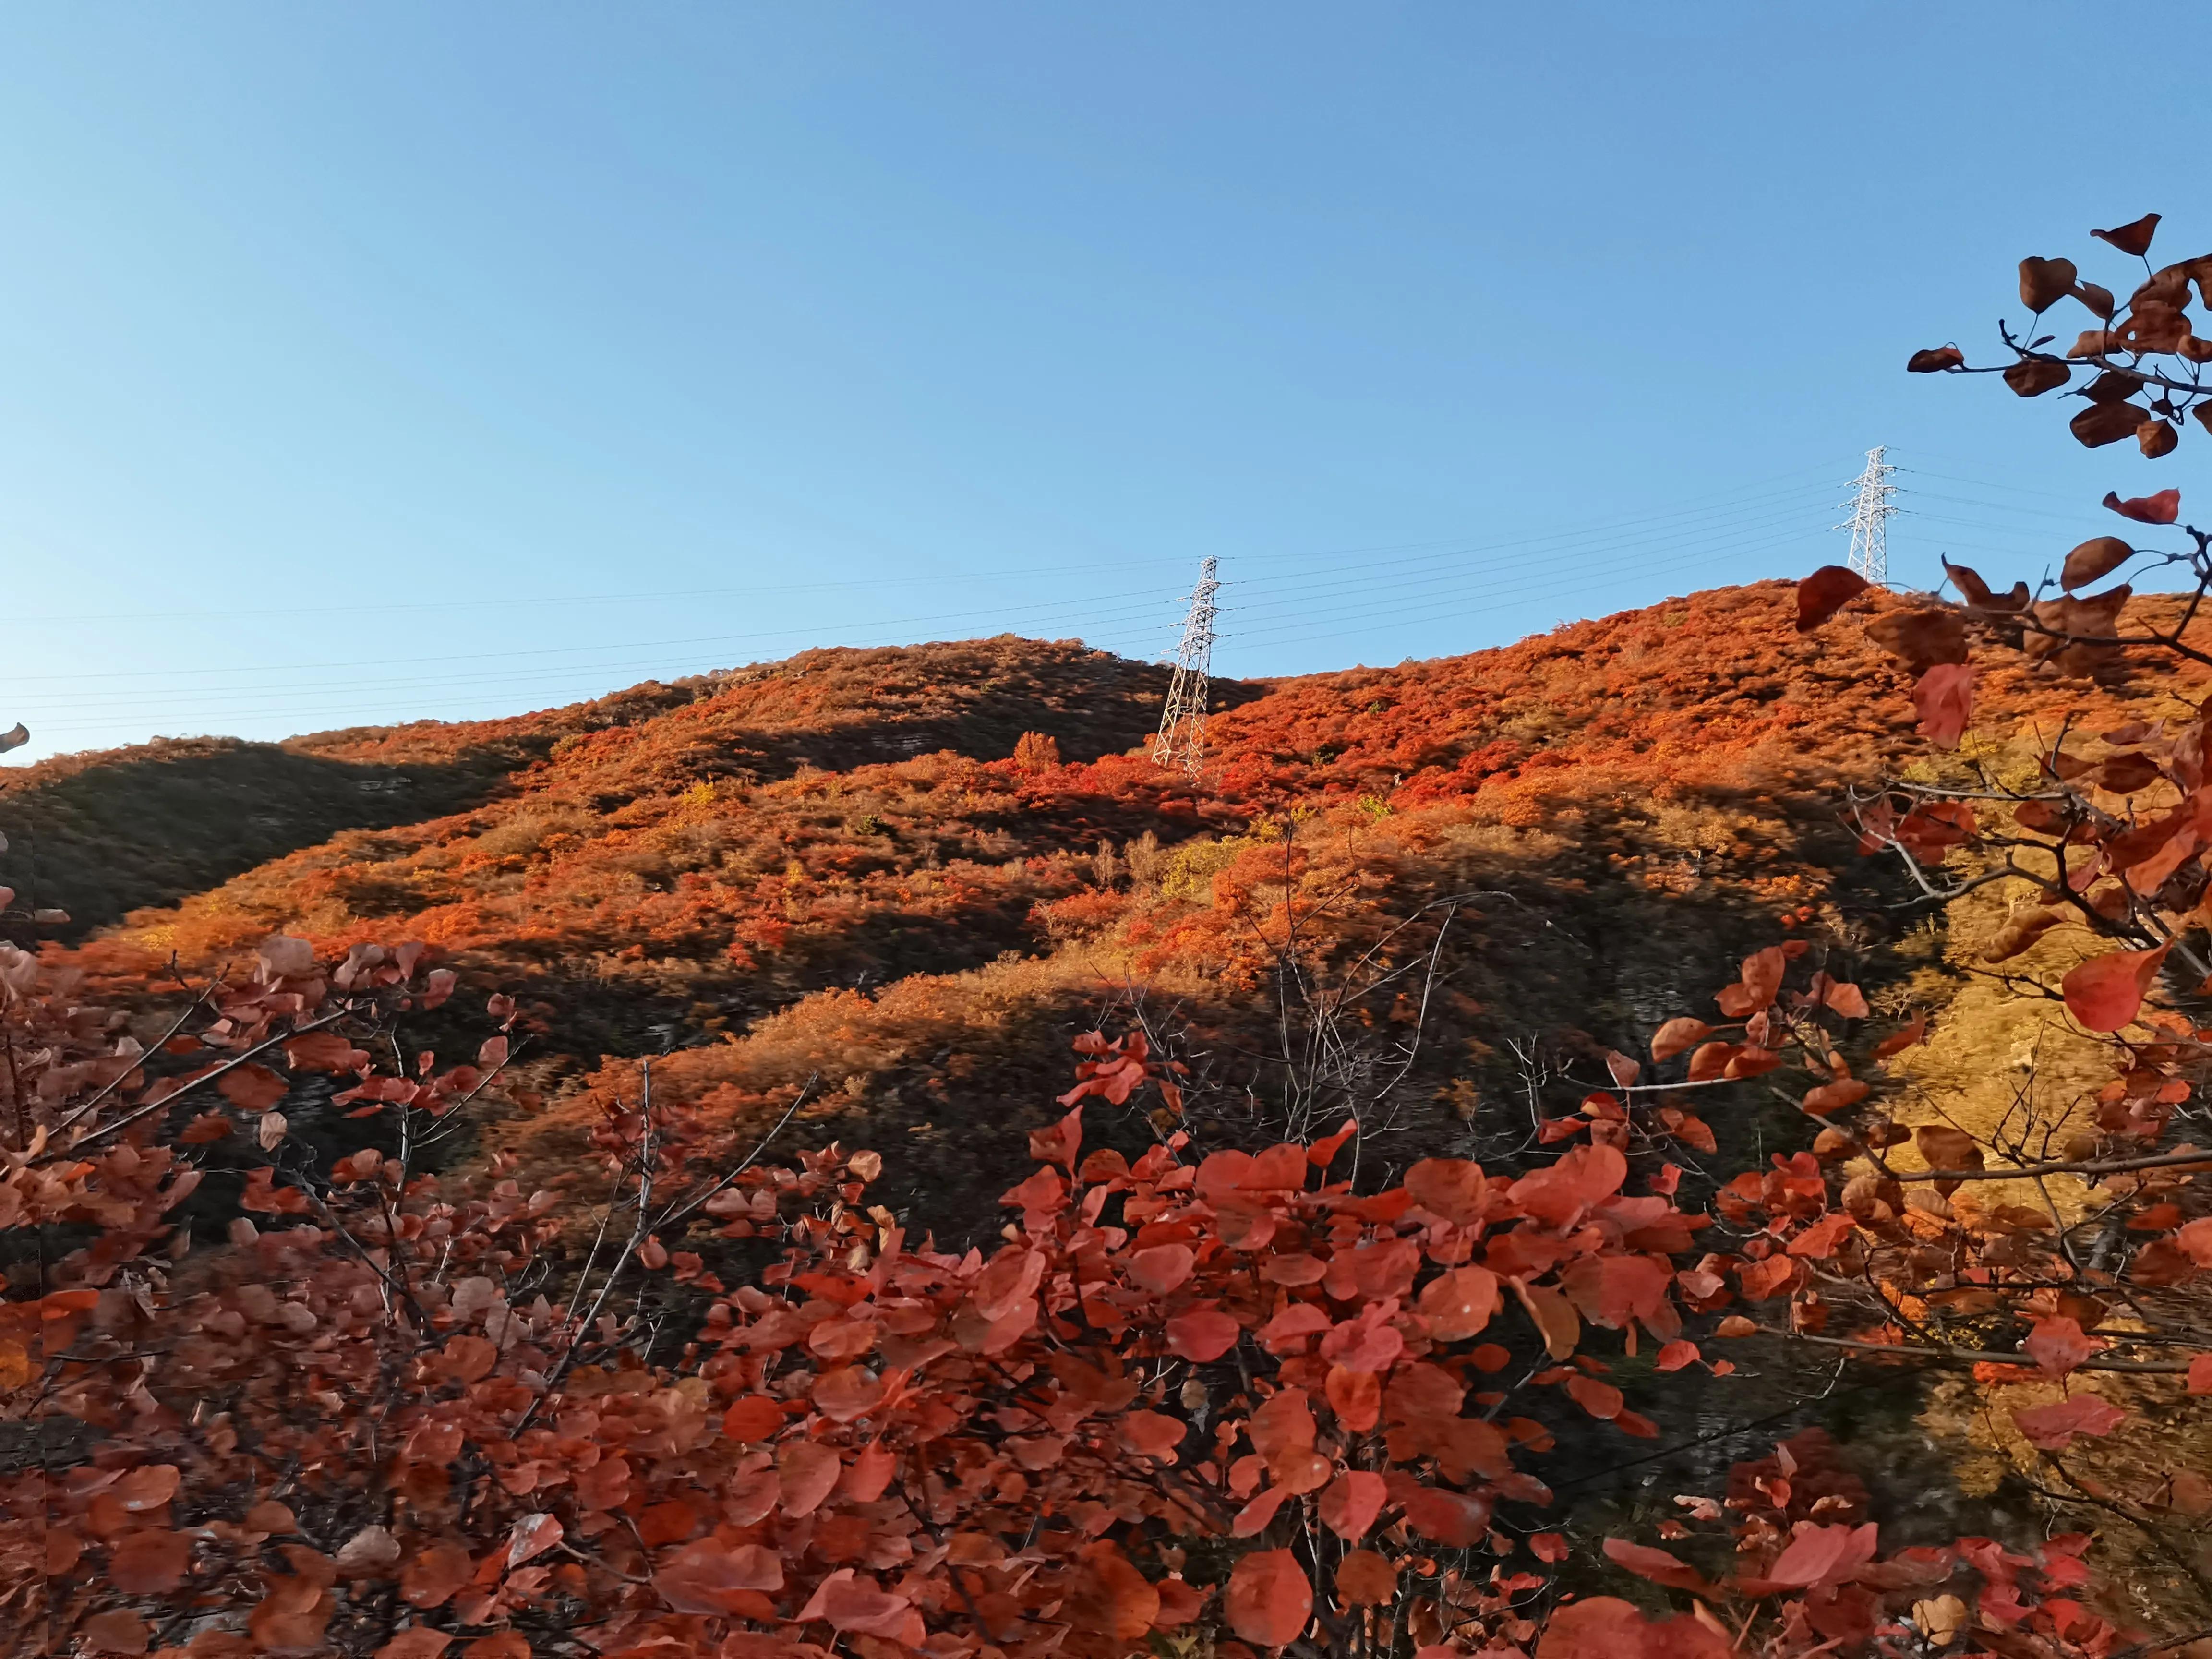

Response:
(2015, 1392), (2129, 1450)
(1403, 1158), (1487, 1225)
(2063, 536), (2137, 591)
(778, 1441), (842, 1517)
(1911, 663), (1974, 749)
(218, 1063), (289, 1112)
(1226, 1549), (1313, 1648)
(657, 1540), (785, 1614)
(2004, 357), (2072, 397)
(110, 1529), (191, 1594)
(1795, 566), (1869, 633)
(813, 1366), (885, 1424)
(2026, 1316), (2103, 1378)
(2073, 401), (2153, 447)
(2061, 943), (2169, 1032)
(1334, 1549), (1397, 1607)
(2092, 212), (2160, 257)
(2104, 487), (2181, 524)
(1318, 1469), (1387, 1541)
(1601, 1537), (1711, 1594)
(2020, 256), (2079, 311)
(1130, 1243), (1195, 1294)
(1065, 1544), (1160, 1640)
(1165, 1308), (1240, 1361)
(1650, 1016), (1712, 1061)
(1415, 1265), (1499, 1340)
(1565, 1374), (1623, 1420)
(1907, 346), (1965, 373)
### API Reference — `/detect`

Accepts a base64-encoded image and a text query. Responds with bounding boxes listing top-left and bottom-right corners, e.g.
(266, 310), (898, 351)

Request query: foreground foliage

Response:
(5, 206), (2212, 1659)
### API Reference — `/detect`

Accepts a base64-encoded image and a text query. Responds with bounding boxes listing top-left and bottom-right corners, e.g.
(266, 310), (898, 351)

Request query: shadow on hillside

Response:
(0, 739), (533, 936)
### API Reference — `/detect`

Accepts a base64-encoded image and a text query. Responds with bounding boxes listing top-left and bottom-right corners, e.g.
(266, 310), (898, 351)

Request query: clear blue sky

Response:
(0, 4), (2193, 761)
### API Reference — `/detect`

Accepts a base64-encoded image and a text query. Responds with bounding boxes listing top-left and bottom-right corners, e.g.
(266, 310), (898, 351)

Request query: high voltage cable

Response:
(26, 535), (1822, 738)
(11, 463), (1855, 628)
(26, 519), (1829, 733)
(8, 486), (1841, 696)
(14, 502), (1836, 717)
(12, 461), (1876, 742)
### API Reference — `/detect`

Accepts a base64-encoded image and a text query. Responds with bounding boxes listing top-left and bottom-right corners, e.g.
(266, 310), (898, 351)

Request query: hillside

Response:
(15, 577), (2204, 1229)
(0, 583), (1915, 1214)
(15, 571), (2212, 1631)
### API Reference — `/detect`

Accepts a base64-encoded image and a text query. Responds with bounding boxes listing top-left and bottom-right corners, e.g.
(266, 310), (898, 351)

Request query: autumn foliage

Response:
(8, 207), (2212, 1659)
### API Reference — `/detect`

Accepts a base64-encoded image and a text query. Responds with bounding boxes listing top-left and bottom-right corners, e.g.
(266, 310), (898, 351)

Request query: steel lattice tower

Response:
(1153, 556), (1220, 776)
(1838, 445), (1897, 584)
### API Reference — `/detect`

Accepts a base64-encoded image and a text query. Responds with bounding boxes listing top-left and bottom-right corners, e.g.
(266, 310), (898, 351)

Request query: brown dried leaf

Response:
(2019, 256), (2078, 312)
(2062, 536), (2135, 592)
(2092, 212), (2160, 257)
(2003, 358), (2070, 397)
(2071, 401), (2153, 447)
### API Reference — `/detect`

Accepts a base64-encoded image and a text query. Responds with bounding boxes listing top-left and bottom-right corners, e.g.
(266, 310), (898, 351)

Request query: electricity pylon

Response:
(1153, 557), (1220, 776)
(1837, 446), (1897, 584)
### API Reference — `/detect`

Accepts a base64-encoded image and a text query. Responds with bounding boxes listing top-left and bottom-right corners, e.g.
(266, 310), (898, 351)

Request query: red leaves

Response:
(1225, 1548), (1312, 1647)
(401, 1543), (474, 1609)
(777, 1441), (842, 1517)
(1784, 1212), (1856, 1260)
(2062, 535), (2136, 592)
(1796, 565), (1869, 632)
(109, 1528), (191, 1593)
(1509, 1142), (1626, 1227)
(813, 1365), (886, 1423)
(2014, 1392), (2128, 1450)
(1415, 1264), (1500, 1340)
(1058, 1032), (1166, 1108)
(796, 1569), (921, 1640)
(721, 1395), (786, 1443)
(1566, 1374), (1623, 1420)
(656, 1539), (785, 1614)
(1319, 1469), (1387, 1540)
(2104, 487), (2181, 524)
(1404, 1157), (1488, 1225)
(1334, 1549), (1397, 1606)
(1715, 946), (1786, 1017)
(504, 1512), (563, 1569)
(2061, 942), (2169, 1032)
(1166, 1307), (1240, 1361)
(1065, 1544), (1160, 1640)
(1129, 1243), (1196, 1293)
(1800, 1079), (1869, 1118)
(1027, 1103), (1083, 1168)
(2091, 212), (2160, 257)
(1324, 1364), (1381, 1431)
(1756, 1521), (1878, 1589)
(1912, 663), (1974, 748)
(1601, 1536), (1710, 1594)
(1650, 1016), (1711, 1060)
(1398, 1481), (1491, 1546)
(2026, 1316), (2104, 1378)
(251, 1575), (334, 1655)
(218, 1062), (289, 1111)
